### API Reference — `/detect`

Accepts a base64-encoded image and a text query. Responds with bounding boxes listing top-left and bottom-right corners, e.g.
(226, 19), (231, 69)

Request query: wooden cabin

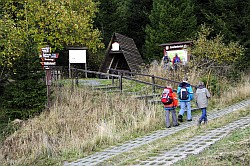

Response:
(99, 33), (143, 73)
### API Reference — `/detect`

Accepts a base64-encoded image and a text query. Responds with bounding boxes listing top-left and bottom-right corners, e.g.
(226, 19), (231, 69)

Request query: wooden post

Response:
(111, 70), (114, 85)
(71, 68), (74, 92)
(69, 63), (71, 78)
(152, 75), (156, 93)
(84, 63), (87, 78)
(119, 72), (123, 92)
(45, 69), (52, 109)
(75, 68), (79, 87)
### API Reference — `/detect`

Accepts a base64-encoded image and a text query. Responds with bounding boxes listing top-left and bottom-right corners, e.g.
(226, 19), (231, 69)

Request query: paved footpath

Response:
(135, 115), (250, 165)
(64, 99), (250, 166)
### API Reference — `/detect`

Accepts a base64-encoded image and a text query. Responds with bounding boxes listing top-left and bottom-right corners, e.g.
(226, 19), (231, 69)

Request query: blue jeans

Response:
(179, 101), (192, 120)
(199, 108), (207, 122)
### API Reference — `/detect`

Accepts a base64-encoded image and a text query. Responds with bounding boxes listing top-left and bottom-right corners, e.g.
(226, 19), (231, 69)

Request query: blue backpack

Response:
(178, 85), (189, 100)
(174, 57), (180, 63)
(163, 56), (170, 63)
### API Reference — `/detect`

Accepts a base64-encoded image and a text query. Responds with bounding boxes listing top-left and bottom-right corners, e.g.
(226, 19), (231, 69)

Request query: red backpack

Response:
(161, 88), (173, 105)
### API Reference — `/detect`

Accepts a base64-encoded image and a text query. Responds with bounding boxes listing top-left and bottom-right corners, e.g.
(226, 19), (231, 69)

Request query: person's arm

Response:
(188, 86), (194, 100)
(206, 88), (211, 98)
(194, 90), (198, 100)
(173, 93), (178, 107)
(161, 57), (165, 65)
(177, 86), (181, 94)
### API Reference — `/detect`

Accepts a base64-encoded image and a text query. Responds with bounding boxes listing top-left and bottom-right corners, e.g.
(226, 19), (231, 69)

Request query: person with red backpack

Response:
(161, 85), (179, 128)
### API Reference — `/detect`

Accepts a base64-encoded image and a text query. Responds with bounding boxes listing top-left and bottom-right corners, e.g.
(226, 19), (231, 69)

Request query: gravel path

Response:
(64, 99), (250, 166)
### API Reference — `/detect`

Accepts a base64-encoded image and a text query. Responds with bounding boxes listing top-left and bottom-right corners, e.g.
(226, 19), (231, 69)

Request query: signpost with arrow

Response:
(39, 45), (59, 109)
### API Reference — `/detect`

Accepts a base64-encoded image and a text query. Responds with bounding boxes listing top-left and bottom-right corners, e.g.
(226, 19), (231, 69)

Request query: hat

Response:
(199, 81), (204, 86)
(183, 77), (188, 83)
(166, 84), (172, 89)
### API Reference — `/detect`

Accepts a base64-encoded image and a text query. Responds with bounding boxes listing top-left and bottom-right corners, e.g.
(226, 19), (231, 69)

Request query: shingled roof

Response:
(99, 33), (143, 73)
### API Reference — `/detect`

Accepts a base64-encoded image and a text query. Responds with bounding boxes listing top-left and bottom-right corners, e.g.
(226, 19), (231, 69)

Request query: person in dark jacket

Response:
(177, 77), (194, 122)
(195, 81), (211, 125)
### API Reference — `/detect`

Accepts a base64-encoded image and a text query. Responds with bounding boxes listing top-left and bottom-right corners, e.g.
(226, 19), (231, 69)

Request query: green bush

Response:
(200, 75), (229, 97)
(2, 79), (46, 120)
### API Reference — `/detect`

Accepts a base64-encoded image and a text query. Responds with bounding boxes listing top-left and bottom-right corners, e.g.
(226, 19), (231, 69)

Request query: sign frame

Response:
(67, 47), (88, 78)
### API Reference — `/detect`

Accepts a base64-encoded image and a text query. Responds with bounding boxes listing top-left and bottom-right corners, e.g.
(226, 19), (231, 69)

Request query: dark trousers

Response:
(199, 108), (207, 122)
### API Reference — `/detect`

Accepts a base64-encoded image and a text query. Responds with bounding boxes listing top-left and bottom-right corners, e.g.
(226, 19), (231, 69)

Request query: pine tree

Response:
(144, 0), (197, 62)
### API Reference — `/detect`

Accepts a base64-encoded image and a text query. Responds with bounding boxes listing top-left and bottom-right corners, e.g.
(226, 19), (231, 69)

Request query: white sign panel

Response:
(69, 50), (86, 63)
(41, 47), (51, 53)
(111, 42), (120, 51)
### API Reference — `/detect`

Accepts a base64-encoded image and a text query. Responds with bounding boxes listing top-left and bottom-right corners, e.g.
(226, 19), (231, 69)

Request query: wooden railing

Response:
(107, 68), (198, 91)
(70, 68), (199, 110)
(71, 68), (198, 94)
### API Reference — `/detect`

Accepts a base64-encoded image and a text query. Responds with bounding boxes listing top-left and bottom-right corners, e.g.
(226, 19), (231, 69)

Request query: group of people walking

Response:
(162, 77), (211, 128)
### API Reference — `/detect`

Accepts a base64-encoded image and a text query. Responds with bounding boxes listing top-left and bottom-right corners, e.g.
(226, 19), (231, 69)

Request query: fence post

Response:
(152, 75), (156, 93)
(119, 72), (123, 92)
(75, 68), (79, 87)
(107, 68), (110, 80)
(71, 68), (76, 91)
(111, 70), (114, 86)
(45, 68), (52, 110)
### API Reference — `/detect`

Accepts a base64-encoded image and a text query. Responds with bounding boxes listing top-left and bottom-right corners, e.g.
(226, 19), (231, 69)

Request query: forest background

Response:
(0, 0), (249, 127)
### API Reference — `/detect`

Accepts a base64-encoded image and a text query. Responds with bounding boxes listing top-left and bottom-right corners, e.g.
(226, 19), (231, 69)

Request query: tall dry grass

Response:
(1, 63), (249, 166)
(141, 61), (205, 90)
(0, 86), (162, 165)
(211, 74), (250, 107)
(145, 61), (250, 107)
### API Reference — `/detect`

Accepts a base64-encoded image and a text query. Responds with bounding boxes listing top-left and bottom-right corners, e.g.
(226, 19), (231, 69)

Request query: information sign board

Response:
(69, 50), (86, 63)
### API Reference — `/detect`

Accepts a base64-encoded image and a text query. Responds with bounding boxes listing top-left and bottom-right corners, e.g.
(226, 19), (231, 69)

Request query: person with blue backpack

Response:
(177, 77), (194, 122)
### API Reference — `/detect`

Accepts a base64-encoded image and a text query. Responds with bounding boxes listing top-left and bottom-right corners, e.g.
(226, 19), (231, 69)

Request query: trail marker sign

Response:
(39, 46), (59, 70)
(39, 45), (60, 110)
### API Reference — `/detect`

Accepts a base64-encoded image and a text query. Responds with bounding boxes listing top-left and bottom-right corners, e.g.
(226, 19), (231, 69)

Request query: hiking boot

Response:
(167, 126), (171, 128)
(178, 115), (183, 122)
(197, 120), (201, 126)
(187, 119), (192, 121)
(173, 123), (179, 127)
